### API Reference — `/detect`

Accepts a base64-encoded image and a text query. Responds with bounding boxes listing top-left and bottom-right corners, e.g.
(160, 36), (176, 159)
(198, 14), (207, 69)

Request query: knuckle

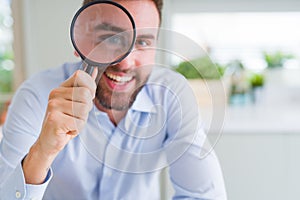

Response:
(73, 70), (82, 79)
(49, 89), (60, 100)
(84, 104), (91, 115)
(48, 99), (59, 110)
(46, 111), (59, 123)
(82, 88), (92, 100)
(78, 105), (89, 118)
(71, 88), (79, 99)
(88, 100), (94, 110)
(91, 82), (97, 93)
(73, 70), (84, 84)
(73, 103), (90, 119)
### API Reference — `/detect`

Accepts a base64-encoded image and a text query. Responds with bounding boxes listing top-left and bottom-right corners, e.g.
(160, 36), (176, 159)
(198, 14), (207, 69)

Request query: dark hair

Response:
(82, 0), (163, 23)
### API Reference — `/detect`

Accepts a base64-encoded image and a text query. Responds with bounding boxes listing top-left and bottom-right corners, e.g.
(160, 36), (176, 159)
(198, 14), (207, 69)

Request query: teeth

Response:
(105, 72), (133, 82)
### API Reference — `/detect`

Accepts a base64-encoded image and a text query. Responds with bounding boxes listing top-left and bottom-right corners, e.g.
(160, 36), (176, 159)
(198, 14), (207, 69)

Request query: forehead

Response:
(115, 0), (160, 29)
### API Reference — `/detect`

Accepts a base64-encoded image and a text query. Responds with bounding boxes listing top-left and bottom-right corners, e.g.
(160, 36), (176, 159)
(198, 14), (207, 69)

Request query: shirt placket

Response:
(97, 112), (125, 199)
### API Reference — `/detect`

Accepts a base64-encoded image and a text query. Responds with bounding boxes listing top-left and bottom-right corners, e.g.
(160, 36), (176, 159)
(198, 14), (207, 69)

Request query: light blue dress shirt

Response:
(0, 62), (227, 200)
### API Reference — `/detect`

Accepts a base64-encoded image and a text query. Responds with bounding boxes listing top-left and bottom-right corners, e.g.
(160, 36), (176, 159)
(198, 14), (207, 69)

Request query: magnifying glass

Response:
(70, 0), (136, 75)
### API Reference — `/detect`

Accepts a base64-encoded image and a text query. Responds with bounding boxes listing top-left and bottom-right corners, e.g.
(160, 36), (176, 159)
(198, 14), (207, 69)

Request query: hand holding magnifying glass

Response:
(70, 0), (136, 75)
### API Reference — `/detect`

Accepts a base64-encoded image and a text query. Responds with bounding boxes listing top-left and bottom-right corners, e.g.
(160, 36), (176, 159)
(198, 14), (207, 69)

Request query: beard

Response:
(96, 84), (144, 111)
(95, 67), (151, 111)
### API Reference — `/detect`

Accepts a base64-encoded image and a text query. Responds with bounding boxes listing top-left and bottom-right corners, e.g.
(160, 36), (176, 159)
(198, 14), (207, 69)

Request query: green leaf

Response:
(175, 56), (225, 79)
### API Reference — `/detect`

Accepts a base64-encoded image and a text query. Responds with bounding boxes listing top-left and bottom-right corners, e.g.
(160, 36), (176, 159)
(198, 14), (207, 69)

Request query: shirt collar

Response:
(130, 86), (157, 114)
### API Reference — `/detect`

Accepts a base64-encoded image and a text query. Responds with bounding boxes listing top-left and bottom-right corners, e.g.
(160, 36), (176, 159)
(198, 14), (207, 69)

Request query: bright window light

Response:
(172, 12), (300, 70)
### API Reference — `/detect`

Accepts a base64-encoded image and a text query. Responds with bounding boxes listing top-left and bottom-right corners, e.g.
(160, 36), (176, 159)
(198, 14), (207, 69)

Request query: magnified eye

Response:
(96, 34), (126, 47)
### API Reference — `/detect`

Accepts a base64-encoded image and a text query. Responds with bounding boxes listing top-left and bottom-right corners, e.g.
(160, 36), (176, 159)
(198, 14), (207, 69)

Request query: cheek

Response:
(136, 66), (153, 82)
(135, 50), (156, 65)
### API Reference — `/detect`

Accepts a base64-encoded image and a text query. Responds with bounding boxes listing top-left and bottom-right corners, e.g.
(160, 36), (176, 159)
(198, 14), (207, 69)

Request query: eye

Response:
(107, 35), (123, 45)
(96, 34), (125, 47)
(135, 38), (152, 48)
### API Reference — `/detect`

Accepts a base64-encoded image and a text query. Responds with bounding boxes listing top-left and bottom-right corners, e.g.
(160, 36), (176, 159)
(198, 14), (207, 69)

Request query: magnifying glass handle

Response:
(80, 63), (100, 84)
(85, 65), (94, 75)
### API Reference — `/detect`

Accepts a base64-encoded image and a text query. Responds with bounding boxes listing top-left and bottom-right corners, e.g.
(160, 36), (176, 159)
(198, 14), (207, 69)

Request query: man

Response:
(0, 0), (227, 199)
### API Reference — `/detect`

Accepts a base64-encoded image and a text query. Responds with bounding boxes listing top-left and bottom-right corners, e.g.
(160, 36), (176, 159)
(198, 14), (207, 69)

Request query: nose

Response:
(115, 51), (137, 71)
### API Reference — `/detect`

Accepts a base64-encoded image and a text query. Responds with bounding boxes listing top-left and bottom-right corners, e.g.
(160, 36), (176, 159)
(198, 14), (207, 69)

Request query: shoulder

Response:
(10, 62), (81, 111)
(146, 67), (189, 95)
(23, 62), (80, 91)
(148, 67), (187, 86)
(18, 62), (80, 97)
(145, 67), (197, 111)
(146, 67), (193, 99)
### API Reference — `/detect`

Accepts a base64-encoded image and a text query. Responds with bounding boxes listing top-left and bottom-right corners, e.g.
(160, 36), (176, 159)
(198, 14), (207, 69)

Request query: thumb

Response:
(91, 67), (98, 81)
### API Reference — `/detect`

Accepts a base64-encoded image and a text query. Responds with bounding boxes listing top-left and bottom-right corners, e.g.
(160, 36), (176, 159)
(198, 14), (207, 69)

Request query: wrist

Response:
(34, 140), (59, 160)
(22, 142), (57, 184)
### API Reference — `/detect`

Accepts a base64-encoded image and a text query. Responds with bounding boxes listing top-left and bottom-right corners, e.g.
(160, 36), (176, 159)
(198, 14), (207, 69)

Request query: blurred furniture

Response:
(213, 70), (300, 200)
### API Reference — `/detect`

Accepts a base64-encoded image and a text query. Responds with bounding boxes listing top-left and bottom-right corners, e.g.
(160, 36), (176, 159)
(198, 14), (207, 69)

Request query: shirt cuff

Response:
(25, 167), (53, 200)
(0, 162), (52, 200)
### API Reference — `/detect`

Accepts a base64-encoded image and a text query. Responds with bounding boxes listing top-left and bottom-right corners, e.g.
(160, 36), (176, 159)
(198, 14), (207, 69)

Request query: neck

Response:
(94, 99), (128, 126)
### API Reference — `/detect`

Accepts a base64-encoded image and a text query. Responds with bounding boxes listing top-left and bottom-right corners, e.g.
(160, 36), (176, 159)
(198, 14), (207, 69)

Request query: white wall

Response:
(170, 0), (300, 13)
(14, 0), (300, 80)
(11, 1), (300, 199)
(12, 0), (82, 79)
(214, 133), (300, 200)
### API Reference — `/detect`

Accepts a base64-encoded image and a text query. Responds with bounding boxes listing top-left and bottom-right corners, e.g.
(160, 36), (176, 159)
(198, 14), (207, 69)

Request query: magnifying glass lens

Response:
(85, 31), (133, 63)
(71, 2), (135, 65)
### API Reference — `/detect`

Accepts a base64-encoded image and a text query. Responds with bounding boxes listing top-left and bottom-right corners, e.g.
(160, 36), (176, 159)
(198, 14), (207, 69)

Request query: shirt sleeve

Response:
(0, 162), (52, 200)
(169, 137), (227, 200)
(0, 84), (49, 199)
(163, 75), (227, 199)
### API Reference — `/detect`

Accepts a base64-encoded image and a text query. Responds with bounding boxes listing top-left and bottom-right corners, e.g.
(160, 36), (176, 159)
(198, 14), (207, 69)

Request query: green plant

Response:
(0, 4), (14, 94)
(249, 72), (264, 88)
(263, 51), (294, 68)
(174, 56), (225, 79)
(0, 50), (14, 93)
(0, 68), (13, 93)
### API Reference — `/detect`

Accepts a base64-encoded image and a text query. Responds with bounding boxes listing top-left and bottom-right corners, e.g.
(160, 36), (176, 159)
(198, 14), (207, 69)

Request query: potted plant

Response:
(174, 56), (230, 107)
(263, 51), (294, 68)
(263, 50), (298, 86)
(0, 50), (14, 94)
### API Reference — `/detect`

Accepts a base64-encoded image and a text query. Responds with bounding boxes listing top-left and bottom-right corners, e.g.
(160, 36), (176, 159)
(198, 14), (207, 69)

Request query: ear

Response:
(74, 51), (80, 57)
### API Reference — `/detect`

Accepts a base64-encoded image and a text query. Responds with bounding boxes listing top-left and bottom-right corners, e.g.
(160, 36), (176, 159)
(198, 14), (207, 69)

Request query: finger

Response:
(66, 101), (92, 121)
(47, 99), (92, 121)
(60, 114), (86, 135)
(44, 111), (86, 135)
(91, 67), (98, 80)
(49, 87), (94, 104)
(61, 70), (96, 96)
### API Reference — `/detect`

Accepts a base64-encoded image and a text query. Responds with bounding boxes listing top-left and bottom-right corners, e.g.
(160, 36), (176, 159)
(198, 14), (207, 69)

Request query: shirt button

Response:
(15, 191), (22, 199)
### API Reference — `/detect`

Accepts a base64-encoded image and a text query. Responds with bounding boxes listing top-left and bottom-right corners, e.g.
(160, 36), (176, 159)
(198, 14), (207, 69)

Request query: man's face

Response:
(95, 0), (160, 111)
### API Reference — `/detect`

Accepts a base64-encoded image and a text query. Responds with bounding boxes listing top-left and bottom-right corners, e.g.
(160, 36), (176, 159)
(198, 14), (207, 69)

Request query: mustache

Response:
(102, 65), (139, 77)
(95, 65), (135, 80)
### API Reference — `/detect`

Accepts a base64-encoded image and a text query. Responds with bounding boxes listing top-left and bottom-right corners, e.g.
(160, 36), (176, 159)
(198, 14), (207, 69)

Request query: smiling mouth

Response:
(105, 72), (134, 85)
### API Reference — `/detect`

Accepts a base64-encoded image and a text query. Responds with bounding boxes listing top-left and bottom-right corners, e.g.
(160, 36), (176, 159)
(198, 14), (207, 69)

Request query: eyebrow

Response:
(137, 34), (156, 40)
(94, 23), (126, 33)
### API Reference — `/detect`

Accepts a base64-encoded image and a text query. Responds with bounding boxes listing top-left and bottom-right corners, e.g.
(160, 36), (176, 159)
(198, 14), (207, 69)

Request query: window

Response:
(0, 0), (13, 92)
(171, 12), (300, 70)
(0, 0), (13, 122)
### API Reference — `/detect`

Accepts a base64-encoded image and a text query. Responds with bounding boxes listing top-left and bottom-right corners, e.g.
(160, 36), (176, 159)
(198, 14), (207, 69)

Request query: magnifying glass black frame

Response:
(70, 0), (136, 73)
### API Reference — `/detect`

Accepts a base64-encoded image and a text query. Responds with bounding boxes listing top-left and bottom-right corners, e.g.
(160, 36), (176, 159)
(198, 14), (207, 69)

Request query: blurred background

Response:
(1, 0), (300, 199)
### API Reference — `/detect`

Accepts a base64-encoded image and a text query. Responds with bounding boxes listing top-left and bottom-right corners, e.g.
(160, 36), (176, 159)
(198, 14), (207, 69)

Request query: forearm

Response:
(22, 142), (57, 184)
